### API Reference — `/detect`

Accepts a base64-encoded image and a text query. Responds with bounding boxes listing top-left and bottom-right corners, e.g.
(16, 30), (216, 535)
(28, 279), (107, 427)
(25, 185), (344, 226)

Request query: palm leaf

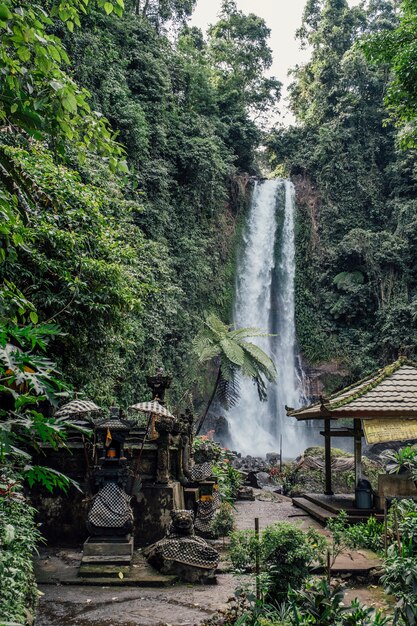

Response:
(198, 344), (221, 363)
(203, 313), (229, 338)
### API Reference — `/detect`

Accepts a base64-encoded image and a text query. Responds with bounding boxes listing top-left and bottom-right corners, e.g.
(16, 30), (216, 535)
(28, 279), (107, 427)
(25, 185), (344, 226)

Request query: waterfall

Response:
(227, 179), (306, 457)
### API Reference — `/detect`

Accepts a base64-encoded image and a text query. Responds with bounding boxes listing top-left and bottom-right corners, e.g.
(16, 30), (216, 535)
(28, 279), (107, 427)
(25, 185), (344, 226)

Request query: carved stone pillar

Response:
(156, 416), (174, 484)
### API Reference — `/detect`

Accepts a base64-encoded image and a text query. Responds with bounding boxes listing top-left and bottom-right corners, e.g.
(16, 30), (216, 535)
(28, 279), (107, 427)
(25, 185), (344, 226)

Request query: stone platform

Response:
(35, 548), (176, 587)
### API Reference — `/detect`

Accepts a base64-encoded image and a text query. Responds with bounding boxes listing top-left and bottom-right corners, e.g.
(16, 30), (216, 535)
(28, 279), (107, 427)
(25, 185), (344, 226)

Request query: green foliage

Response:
(193, 436), (243, 503)
(382, 551), (417, 625)
(212, 458), (243, 504)
(0, 477), (41, 625)
(0, 302), (87, 491)
(362, 0), (417, 151)
(387, 498), (417, 556)
(327, 511), (384, 555)
(0, 0), (124, 166)
(210, 501), (236, 541)
(267, 0), (417, 376)
(261, 523), (326, 602)
(229, 528), (258, 572)
(288, 578), (389, 626)
(382, 445), (417, 476)
(207, 0), (281, 169)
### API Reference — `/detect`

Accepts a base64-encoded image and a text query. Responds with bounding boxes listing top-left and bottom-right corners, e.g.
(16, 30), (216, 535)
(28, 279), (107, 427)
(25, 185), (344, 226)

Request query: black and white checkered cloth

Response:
(190, 462), (213, 482)
(195, 500), (218, 535)
(152, 534), (219, 569)
(88, 482), (133, 528)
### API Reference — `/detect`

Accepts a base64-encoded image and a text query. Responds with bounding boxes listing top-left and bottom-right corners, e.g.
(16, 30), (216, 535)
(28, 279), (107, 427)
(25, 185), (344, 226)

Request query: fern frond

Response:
(216, 372), (240, 409)
(219, 338), (245, 367)
(239, 341), (277, 382)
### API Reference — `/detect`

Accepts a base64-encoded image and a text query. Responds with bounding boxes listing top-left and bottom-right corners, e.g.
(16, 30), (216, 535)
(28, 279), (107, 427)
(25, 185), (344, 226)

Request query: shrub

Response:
(327, 511), (384, 555)
(261, 523), (325, 602)
(0, 477), (41, 625)
(388, 498), (417, 555)
(382, 549), (417, 625)
(211, 502), (236, 544)
(289, 578), (389, 626)
(229, 529), (258, 572)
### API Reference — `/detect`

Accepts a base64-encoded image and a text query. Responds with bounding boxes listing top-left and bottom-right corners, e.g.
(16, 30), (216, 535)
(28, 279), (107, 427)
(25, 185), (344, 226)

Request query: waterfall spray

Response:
(227, 179), (306, 457)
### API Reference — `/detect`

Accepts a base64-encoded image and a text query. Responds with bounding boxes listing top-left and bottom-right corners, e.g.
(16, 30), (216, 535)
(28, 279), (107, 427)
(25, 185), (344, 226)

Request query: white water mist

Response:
(227, 179), (305, 457)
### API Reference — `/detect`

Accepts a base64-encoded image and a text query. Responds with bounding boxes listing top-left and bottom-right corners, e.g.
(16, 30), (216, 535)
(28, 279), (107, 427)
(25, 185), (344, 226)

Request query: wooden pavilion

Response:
(286, 357), (417, 522)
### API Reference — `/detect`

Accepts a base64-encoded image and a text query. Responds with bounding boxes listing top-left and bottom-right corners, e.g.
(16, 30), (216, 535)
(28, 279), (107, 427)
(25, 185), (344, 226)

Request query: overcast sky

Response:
(190, 0), (360, 124)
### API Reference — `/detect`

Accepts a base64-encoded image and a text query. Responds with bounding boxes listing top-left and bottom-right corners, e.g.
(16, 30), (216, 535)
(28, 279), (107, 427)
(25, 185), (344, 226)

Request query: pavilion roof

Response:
(287, 358), (417, 420)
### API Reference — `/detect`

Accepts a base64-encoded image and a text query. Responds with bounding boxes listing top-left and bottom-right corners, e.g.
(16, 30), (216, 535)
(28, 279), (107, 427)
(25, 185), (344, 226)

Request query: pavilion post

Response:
(324, 418), (333, 495)
(354, 418), (362, 487)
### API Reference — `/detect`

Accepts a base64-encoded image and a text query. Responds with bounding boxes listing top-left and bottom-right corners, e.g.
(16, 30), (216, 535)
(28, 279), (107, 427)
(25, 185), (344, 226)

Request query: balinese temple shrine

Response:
(30, 369), (205, 548)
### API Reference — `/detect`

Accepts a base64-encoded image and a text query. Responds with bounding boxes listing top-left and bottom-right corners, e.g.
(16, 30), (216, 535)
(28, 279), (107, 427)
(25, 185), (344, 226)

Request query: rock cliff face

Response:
(302, 359), (349, 401)
(293, 173), (321, 252)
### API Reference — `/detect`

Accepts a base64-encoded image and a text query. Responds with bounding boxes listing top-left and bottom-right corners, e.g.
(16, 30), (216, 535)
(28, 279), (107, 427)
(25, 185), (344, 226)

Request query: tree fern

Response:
(193, 312), (277, 433)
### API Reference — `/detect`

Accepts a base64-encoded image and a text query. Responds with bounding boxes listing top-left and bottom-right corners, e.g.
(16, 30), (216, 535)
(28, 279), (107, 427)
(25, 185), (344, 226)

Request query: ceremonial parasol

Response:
(128, 399), (174, 419)
(55, 399), (101, 418)
(128, 399), (175, 494)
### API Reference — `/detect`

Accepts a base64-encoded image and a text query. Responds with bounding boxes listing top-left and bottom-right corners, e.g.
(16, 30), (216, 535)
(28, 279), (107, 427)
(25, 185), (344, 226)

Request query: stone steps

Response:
(292, 496), (384, 524)
(292, 497), (337, 523)
(80, 555), (132, 566)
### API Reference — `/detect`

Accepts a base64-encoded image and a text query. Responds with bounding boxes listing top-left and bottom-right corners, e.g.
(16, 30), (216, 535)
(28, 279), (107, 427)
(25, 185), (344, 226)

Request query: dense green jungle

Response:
(1, 0), (417, 417)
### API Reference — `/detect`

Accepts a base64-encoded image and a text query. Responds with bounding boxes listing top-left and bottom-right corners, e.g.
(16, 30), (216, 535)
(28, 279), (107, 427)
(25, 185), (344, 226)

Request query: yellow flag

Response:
(105, 428), (112, 447)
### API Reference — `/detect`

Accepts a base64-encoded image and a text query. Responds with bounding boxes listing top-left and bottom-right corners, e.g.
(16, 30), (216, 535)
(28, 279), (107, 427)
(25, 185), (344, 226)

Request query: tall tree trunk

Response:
(195, 367), (221, 435)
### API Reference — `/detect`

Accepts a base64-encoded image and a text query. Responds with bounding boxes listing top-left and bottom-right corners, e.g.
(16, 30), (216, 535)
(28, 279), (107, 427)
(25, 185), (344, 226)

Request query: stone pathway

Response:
(35, 492), (384, 626)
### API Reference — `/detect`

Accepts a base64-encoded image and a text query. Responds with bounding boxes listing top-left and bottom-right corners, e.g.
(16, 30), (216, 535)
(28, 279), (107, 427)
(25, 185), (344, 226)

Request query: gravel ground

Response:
(234, 491), (322, 531)
(36, 577), (237, 626)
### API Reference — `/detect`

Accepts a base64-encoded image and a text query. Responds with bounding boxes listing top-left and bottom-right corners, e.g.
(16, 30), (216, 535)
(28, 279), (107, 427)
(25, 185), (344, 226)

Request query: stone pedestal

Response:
(132, 482), (185, 546)
(79, 536), (134, 576)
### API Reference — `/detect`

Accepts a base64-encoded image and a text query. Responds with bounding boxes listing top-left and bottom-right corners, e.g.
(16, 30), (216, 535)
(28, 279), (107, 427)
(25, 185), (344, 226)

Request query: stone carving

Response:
(144, 510), (219, 583)
(156, 415), (174, 484)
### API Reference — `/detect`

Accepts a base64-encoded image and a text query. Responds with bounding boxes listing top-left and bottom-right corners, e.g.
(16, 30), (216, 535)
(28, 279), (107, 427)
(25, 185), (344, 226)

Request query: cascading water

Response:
(227, 179), (306, 457)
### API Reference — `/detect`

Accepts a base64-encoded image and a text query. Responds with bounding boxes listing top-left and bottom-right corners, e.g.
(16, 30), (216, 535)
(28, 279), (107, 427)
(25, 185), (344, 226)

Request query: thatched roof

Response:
(287, 357), (417, 420)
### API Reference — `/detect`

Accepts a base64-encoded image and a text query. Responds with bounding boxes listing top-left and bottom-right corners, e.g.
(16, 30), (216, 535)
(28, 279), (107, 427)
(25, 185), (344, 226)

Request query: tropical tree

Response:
(193, 313), (277, 434)
(0, 0), (126, 167)
(361, 0), (417, 150)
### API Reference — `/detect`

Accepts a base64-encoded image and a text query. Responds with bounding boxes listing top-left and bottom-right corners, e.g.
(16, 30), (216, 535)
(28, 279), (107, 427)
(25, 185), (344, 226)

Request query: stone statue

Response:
(144, 510), (219, 583)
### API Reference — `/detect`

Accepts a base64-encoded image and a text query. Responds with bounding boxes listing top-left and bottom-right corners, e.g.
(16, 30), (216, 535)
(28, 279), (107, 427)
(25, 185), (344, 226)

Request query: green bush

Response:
(327, 512), (384, 554)
(0, 478), (41, 625)
(382, 551), (417, 626)
(289, 578), (389, 626)
(229, 529), (258, 572)
(261, 523), (326, 602)
(388, 498), (417, 555)
(211, 502), (236, 543)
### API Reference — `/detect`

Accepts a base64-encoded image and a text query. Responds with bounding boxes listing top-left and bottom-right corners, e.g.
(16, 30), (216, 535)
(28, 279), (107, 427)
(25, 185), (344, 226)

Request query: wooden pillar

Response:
(324, 418), (333, 495)
(354, 418), (362, 487)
